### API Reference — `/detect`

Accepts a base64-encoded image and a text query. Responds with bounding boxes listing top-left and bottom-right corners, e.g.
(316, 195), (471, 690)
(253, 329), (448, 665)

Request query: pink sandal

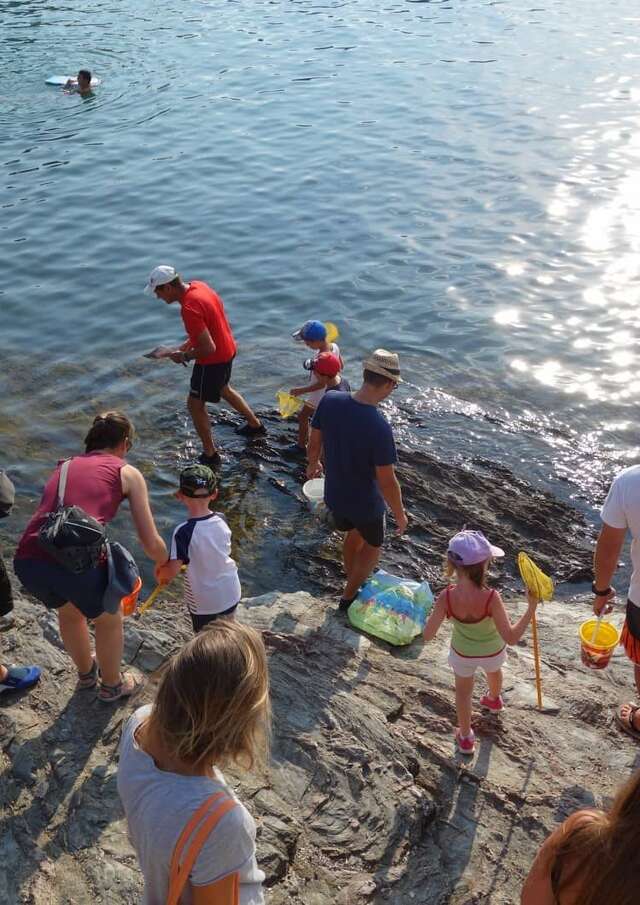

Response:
(455, 728), (476, 755)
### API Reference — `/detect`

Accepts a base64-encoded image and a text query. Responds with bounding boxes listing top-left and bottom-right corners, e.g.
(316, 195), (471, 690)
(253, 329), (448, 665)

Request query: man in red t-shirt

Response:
(144, 265), (265, 467)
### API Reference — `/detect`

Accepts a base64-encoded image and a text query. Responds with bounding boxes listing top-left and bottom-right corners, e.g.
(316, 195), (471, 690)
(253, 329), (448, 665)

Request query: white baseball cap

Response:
(144, 265), (178, 294)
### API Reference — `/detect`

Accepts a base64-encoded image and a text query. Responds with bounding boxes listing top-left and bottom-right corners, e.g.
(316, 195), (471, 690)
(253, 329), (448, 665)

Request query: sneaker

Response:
(198, 451), (222, 469)
(479, 693), (504, 712)
(338, 594), (358, 612)
(455, 728), (476, 755)
(283, 442), (306, 458)
(235, 422), (266, 437)
(0, 665), (41, 694)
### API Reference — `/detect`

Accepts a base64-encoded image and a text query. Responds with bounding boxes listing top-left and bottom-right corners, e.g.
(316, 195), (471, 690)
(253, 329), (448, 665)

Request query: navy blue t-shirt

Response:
(311, 393), (397, 523)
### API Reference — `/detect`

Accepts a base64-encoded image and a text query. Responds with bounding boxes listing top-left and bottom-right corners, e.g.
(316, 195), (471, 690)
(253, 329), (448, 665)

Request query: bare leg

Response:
(220, 385), (261, 428)
(343, 529), (364, 579)
(297, 406), (312, 448)
(93, 609), (124, 687)
(57, 602), (94, 675)
(486, 668), (503, 699)
(455, 674), (475, 737)
(187, 395), (216, 456)
(342, 534), (381, 600)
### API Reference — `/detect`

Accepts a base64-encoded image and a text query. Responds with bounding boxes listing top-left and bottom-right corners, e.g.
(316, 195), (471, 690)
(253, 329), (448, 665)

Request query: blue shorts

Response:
(14, 557), (108, 620)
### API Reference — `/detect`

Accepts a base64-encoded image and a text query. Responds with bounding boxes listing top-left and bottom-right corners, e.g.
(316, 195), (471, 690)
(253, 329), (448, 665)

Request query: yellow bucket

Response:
(579, 619), (619, 670)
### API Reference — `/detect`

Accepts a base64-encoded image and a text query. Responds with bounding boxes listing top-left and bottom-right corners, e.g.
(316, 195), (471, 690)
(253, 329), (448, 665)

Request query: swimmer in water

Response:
(65, 69), (93, 96)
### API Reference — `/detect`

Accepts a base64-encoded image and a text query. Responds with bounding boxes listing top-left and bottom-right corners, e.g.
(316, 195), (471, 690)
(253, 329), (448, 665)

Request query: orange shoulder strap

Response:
(166, 792), (239, 905)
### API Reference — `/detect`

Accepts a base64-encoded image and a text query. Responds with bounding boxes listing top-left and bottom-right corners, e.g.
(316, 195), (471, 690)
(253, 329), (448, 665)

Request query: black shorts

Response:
(189, 359), (233, 404)
(190, 603), (238, 633)
(330, 511), (386, 548)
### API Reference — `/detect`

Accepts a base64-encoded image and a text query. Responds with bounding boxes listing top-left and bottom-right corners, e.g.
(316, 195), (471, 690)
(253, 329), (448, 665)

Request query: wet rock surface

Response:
(2, 568), (638, 904)
(216, 410), (595, 598)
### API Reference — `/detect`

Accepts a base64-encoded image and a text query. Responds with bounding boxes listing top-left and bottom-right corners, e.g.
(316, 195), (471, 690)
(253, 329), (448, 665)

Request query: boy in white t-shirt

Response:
(156, 465), (241, 632)
(287, 319), (344, 455)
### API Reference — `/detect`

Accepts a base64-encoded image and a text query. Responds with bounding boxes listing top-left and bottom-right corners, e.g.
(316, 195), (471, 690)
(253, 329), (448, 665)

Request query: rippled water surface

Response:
(2, 0), (640, 591)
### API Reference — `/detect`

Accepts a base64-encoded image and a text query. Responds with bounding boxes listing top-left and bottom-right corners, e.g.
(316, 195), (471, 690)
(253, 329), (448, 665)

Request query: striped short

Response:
(621, 599), (640, 666)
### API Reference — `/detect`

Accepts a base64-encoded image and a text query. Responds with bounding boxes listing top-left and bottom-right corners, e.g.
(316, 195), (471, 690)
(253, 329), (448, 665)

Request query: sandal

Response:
(615, 703), (640, 741)
(77, 659), (99, 689)
(98, 672), (143, 703)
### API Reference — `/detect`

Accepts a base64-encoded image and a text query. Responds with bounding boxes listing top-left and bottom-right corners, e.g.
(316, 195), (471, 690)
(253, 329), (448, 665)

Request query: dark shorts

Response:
(190, 603), (238, 633)
(189, 359), (233, 404)
(621, 599), (640, 665)
(14, 557), (108, 620)
(330, 511), (386, 548)
(0, 552), (13, 617)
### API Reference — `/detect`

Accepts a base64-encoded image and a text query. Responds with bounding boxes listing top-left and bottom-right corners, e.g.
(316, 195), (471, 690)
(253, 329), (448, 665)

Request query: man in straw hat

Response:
(307, 349), (408, 611)
(593, 464), (640, 741)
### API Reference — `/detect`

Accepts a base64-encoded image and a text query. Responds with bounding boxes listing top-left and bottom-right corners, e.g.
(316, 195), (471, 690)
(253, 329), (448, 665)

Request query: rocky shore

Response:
(1, 572), (637, 904)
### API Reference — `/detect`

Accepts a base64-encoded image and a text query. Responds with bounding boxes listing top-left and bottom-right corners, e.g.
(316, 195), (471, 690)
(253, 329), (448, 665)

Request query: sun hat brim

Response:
(362, 360), (403, 383)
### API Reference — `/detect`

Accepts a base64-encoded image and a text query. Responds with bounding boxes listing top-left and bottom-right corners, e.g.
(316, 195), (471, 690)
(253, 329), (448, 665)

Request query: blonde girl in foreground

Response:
(522, 769), (640, 905)
(423, 530), (538, 755)
(117, 622), (270, 904)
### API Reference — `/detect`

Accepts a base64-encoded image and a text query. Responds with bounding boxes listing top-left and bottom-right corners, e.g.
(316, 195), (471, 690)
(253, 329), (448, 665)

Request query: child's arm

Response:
(289, 379), (324, 396)
(155, 558), (184, 585)
(423, 591), (447, 642)
(491, 590), (539, 645)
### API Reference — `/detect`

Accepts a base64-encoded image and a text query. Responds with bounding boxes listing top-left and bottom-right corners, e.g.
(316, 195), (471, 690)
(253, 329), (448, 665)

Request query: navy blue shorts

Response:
(14, 557), (108, 620)
(190, 603), (238, 633)
(330, 512), (386, 548)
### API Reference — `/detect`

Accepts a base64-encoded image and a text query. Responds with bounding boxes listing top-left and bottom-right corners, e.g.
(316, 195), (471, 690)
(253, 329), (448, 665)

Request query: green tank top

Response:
(447, 587), (505, 658)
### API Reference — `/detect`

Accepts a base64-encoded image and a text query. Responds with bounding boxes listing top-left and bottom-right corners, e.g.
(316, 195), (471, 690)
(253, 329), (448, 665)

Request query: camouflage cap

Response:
(179, 464), (217, 497)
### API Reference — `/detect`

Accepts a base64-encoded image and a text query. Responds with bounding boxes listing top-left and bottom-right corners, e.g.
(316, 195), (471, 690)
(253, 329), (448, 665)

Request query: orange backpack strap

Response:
(166, 792), (239, 905)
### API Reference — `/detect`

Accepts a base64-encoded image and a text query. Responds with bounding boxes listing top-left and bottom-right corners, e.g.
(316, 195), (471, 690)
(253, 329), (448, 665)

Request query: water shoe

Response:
(0, 665), (41, 694)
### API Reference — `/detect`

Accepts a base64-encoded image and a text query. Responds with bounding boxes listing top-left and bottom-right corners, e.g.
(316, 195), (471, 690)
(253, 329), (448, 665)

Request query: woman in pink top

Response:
(14, 412), (167, 702)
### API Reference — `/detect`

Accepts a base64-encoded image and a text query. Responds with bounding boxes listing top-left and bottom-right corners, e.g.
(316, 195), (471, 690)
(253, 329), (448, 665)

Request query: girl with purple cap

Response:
(423, 530), (539, 755)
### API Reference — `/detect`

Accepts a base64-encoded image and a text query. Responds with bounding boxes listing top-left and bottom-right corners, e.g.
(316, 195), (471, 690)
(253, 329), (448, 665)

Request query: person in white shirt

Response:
(593, 464), (640, 740)
(117, 622), (270, 905)
(157, 465), (241, 632)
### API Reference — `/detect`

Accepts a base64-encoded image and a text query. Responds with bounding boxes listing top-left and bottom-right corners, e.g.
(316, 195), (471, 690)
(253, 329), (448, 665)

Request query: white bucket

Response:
(302, 478), (325, 507)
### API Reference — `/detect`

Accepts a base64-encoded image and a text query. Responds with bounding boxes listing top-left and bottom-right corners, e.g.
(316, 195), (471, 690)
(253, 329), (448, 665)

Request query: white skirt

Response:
(448, 646), (507, 678)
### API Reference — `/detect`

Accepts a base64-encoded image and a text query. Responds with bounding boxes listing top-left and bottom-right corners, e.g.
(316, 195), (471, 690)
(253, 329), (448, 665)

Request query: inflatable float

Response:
(45, 75), (101, 87)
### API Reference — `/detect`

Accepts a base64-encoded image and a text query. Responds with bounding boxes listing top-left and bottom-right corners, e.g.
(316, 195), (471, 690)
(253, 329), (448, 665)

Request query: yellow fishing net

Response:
(517, 552), (554, 601)
(325, 322), (339, 343)
(276, 390), (304, 418)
